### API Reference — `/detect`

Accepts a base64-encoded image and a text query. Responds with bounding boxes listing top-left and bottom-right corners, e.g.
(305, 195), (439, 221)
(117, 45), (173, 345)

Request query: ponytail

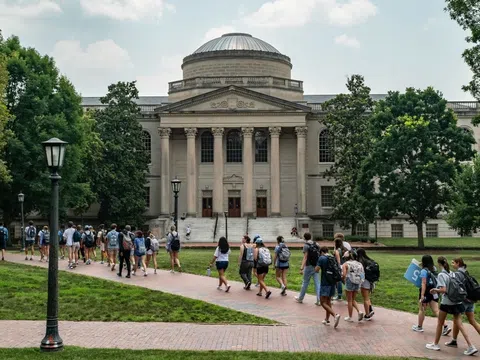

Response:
(437, 256), (450, 273)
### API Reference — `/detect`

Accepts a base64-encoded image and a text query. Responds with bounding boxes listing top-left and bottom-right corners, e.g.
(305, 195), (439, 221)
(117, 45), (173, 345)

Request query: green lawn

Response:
(379, 237), (480, 248)
(0, 348), (419, 360)
(161, 249), (480, 322)
(0, 262), (273, 324)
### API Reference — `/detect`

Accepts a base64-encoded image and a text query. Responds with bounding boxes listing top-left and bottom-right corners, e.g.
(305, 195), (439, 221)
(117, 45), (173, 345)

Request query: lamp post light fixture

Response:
(171, 177), (181, 230)
(40, 137), (67, 353)
(18, 192), (25, 251)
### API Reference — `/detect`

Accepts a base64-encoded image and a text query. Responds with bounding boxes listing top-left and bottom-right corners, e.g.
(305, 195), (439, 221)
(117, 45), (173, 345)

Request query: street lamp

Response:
(40, 137), (67, 353)
(18, 192), (25, 251)
(171, 177), (181, 230)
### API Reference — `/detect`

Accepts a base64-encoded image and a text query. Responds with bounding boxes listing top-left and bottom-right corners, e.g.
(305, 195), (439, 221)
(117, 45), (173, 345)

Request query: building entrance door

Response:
(202, 197), (213, 218)
(228, 197), (241, 217)
(256, 197), (267, 217)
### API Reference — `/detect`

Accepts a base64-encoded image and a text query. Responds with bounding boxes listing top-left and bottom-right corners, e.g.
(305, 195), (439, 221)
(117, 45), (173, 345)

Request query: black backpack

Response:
(85, 232), (95, 247)
(324, 255), (342, 285)
(463, 271), (480, 302)
(0, 228), (5, 242)
(365, 260), (380, 283)
(306, 242), (320, 266)
(170, 233), (180, 252)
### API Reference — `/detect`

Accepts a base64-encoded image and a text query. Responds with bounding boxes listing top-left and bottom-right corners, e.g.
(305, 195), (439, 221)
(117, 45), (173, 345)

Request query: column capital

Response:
(269, 127), (282, 137)
(211, 127), (224, 137)
(241, 127), (254, 137)
(184, 127), (198, 138)
(295, 126), (308, 138)
(158, 127), (171, 139)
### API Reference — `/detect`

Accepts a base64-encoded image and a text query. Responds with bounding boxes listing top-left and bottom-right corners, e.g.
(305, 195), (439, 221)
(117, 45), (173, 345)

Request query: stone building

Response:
(81, 33), (480, 241)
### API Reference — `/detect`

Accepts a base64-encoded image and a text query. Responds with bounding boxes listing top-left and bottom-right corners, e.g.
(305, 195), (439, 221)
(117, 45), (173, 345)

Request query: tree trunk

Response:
(351, 218), (357, 236)
(417, 223), (425, 249)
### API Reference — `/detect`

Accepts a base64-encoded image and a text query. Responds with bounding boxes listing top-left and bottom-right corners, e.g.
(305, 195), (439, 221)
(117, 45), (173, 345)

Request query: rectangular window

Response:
(391, 224), (403, 238)
(356, 224), (369, 237)
(321, 186), (334, 207)
(322, 224), (335, 238)
(144, 187), (150, 208)
(426, 224), (438, 238)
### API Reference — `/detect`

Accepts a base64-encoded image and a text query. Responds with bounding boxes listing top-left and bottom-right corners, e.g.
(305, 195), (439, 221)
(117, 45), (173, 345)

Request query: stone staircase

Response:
(177, 217), (216, 243)
(225, 217), (247, 242)
(247, 217), (302, 243)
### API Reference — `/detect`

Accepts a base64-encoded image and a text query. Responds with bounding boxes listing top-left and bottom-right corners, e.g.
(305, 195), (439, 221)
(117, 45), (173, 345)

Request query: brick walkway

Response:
(1, 253), (478, 358)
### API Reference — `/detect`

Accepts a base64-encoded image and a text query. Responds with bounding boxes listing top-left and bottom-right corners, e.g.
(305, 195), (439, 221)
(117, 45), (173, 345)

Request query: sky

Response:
(0, 0), (475, 100)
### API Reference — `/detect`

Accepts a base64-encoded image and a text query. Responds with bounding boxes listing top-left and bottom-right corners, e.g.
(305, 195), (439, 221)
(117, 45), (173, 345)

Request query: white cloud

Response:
(334, 34), (360, 48)
(243, 0), (377, 28)
(79, 0), (175, 21)
(136, 55), (183, 95)
(0, 0), (61, 17)
(203, 26), (236, 43)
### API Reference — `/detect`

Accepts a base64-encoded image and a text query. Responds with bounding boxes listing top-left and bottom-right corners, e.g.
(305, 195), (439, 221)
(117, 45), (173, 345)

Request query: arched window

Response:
(201, 131), (214, 163)
(227, 129), (243, 163)
(142, 130), (151, 163)
(319, 129), (334, 163)
(255, 130), (268, 163)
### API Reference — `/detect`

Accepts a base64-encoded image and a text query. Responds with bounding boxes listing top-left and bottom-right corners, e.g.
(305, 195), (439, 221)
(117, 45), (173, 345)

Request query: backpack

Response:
(306, 242), (320, 266)
(73, 230), (82, 243)
(324, 255), (342, 285)
(245, 246), (254, 262)
(84, 232), (94, 247)
(136, 238), (146, 256)
(257, 247), (272, 266)
(170, 233), (180, 251)
(426, 270), (438, 290)
(463, 271), (480, 302)
(347, 261), (364, 285)
(122, 234), (133, 251)
(150, 237), (160, 252)
(365, 260), (380, 283)
(42, 231), (50, 243)
(446, 272), (468, 304)
(277, 243), (291, 262)
(108, 231), (118, 247)
(27, 226), (36, 239)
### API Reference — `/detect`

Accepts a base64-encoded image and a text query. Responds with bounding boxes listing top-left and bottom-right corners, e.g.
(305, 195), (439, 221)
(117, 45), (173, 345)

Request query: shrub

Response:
(345, 235), (375, 243)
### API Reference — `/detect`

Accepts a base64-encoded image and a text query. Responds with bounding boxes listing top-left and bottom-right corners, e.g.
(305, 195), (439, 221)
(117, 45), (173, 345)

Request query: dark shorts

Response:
(0, 240), (6, 250)
(85, 243), (95, 249)
(419, 288), (439, 303)
(320, 285), (335, 297)
(440, 303), (465, 315)
(26, 240), (35, 247)
(257, 266), (269, 275)
(277, 265), (289, 270)
(59, 240), (66, 246)
(216, 261), (229, 270)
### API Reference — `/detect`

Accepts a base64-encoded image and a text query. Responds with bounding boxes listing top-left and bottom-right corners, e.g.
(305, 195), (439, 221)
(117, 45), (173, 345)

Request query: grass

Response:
(0, 348), (419, 360)
(0, 262), (273, 324)
(378, 237), (480, 248)
(161, 248), (480, 322)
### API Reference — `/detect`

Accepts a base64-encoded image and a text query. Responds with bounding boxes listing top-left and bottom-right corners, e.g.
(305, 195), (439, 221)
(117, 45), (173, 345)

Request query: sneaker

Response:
(322, 320), (330, 326)
(344, 317), (353, 322)
(144, 273), (147, 277)
(170, 270), (174, 273)
(25, 257), (28, 260)
(358, 312), (364, 322)
(335, 296), (342, 301)
(315, 301), (321, 306)
(412, 325), (424, 332)
(265, 291), (272, 299)
(125, 275), (130, 278)
(426, 343), (440, 351)
(280, 285), (286, 295)
(442, 325), (452, 336)
(217, 286), (222, 291)
(294, 296), (303, 303)
(100, 261), (104, 264)
(30, 257), (33, 261)
(117, 273), (122, 277)
(445, 339), (457, 347)
(368, 310), (375, 318)
(255, 283), (259, 287)
(154, 269), (157, 274)
(464, 346), (478, 356)
(245, 281), (251, 290)
(363, 315), (372, 321)
(334, 314), (340, 329)
(225, 285), (231, 293)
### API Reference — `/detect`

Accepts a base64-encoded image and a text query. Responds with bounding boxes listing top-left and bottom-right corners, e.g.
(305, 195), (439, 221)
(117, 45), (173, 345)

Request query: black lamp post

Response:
(18, 192), (25, 250)
(40, 137), (67, 352)
(171, 177), (181, 230)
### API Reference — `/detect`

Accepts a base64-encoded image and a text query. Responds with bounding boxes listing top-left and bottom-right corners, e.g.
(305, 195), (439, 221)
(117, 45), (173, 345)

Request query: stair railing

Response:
(224, 211), (228, 240)
(246, 216), (249, 237)
(213, 212), (219, 243)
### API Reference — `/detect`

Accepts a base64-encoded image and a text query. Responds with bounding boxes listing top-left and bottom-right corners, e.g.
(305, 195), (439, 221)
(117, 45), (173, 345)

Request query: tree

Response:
(0, 35), (97, 226)
(321, 75), (376, 234)
(0, 51), (12, 185)
(93, 81), (149, 226)
(360, 87), (475, 248)
(445, 155), (480, 235)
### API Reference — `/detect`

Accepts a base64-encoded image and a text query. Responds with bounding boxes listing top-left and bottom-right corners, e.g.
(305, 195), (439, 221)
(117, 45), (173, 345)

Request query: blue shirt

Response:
(134, 237), (146, 255)
(420, 268), (436, 288)
(317, 255), (330, 286)
(0, 226), (8, 242)
(106, 230), (119, 248)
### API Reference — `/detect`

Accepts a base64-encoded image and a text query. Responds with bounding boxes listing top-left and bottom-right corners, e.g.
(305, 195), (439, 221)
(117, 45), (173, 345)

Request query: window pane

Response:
(391, 224), (403, 238)
(319, 129), (334, 163)
(356, 224), (369, 237)
(321, 186), (334, 207)
(426, 224), (438, 238)
(142, 131), (151, 163)
(322, 224), (334, 238)
(227, 130), (243, 163)
(201, 131), (214, 163)
(255, 130), (268, 162)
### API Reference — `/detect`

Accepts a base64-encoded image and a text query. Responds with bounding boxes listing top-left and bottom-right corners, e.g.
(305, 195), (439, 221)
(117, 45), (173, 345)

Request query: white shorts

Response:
(147, 249), (154, 255)
(361, 279), (371, 290)
(72, 242), (80, 249)
(100, 243), (105, 252)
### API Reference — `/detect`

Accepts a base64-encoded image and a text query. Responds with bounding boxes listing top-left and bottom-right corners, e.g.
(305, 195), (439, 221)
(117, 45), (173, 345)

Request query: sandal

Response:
(256, 293), (263, 296)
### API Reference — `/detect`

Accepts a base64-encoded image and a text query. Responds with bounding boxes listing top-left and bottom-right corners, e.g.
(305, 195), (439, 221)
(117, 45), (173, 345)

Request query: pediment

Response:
(223, 174), (244, 184)
(157, 86), (310, 114)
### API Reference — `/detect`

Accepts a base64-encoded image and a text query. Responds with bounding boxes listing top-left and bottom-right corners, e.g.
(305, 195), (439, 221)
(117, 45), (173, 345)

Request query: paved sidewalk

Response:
(1, 253), (478, 359)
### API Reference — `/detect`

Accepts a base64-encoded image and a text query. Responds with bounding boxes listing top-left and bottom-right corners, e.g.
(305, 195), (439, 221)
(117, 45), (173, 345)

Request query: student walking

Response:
(239, 235), (254, 290)
(254, 238), (272, 299)
(426, 256), (477, 355)
(209, 236), (231, 292)
(117, 227), (132, 278)
(38, 226), (50, 262)
(0, 222), (8, 261)
(97, 224), (107, 265)
(58, 225), (66, 260)
(146, 232), (159, 274)
(315, 246), (341, 328)
(82, 226), (95, 265)
(25, 221), (36, 261)
(274, 236), (290, 296)
(356, 248), (377, 320)
(63, 222), (76, 269)
(342, 251), (365, 322)
(295, 233), (321, 305)
(133, 231), (147, 277)
(106, 224), (119, 271)
(446, 258), (480, 348)
(334, 237), (347, 301)
(166, 225), (181, 273)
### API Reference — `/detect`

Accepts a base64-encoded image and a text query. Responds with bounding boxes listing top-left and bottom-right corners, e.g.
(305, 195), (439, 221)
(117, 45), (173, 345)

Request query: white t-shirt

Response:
(214, 247), (231, 262)
(63, 227), (75, 246)
(343, 241), (352, 251)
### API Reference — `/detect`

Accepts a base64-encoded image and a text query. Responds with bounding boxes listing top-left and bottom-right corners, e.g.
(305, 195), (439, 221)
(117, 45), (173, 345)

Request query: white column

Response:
(269, 127), (282, 216)
(242, 127), (254, 216)
(212, 127), (224, 214)
(158, 127), (171, 216)
(295, 126), (308, 215)
(185, 128), (198, 217)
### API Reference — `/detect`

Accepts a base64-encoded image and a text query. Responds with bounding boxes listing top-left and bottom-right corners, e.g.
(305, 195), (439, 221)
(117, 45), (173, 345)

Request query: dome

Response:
(193, 33), (281, 55)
